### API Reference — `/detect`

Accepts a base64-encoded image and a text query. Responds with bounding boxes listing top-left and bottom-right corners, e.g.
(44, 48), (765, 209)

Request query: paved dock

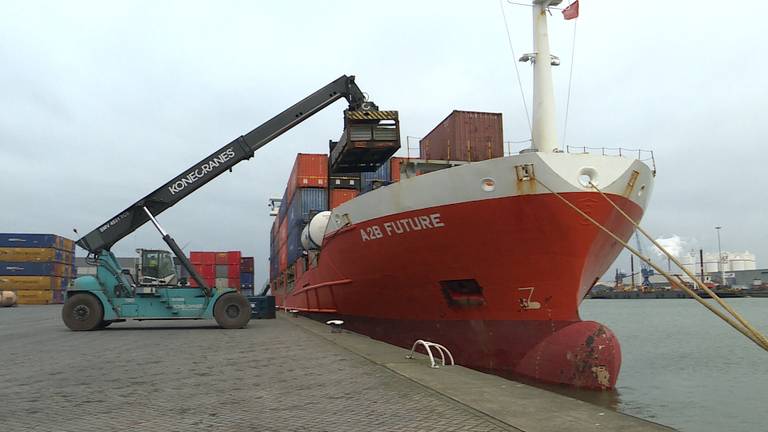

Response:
(0, 306), (672, 431)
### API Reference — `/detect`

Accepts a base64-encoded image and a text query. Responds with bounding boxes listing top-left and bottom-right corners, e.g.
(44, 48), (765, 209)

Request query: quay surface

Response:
(0, 306), (672, 431)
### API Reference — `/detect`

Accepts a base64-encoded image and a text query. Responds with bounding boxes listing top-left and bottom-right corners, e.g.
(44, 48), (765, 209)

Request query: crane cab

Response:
(135, 248), (178, 286)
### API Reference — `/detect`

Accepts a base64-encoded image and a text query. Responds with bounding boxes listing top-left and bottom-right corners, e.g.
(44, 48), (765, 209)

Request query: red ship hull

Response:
(274, 192), (642, 389)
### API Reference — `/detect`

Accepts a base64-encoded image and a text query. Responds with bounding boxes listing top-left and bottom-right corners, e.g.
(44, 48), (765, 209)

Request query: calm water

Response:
(576, 298), (768, 432)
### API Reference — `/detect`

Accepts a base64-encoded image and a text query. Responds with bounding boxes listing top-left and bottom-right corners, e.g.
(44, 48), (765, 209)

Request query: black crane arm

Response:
(77, 75), (377, 254)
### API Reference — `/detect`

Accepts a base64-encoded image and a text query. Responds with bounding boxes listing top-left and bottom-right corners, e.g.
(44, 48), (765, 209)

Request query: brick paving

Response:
(0, 306), (515, 432)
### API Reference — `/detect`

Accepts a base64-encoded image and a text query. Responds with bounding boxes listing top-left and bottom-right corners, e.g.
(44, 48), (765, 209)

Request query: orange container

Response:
(390, 157), (407, 182)
(286, 154), (328, 205)
(330, 189), (359, 208)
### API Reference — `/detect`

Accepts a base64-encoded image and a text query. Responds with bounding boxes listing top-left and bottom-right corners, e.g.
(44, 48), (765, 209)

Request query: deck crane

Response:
(635, 231), (655, 289)
(62, 75), (399, 331)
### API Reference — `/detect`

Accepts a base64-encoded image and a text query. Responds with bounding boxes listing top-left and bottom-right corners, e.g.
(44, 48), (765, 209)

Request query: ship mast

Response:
(530, 0), (561, 153)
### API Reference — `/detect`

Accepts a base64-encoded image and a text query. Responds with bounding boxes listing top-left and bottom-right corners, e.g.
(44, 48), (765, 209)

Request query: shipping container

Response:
(0, 233), (75, 251)
(0, 275), (70, 290)
(189, 276), (215, 288)
(420, 111), (503, 162)
(15, 289), (54, 305)
(213, 251), (241, 265)
(328, 174), (360, 190)
(286, 154), (328, 204)
(0, 262), (73, 277)
(330, 189), (359, 209)
(240, 273), (254, 288)
(0, 247), (70, 263)
(190, 251), (215, 265)
(195, 264), (215, 279)
(227, 264), (240, 278)
(329, 111), (401, 173)
(287, 188), (328, 229)
(228, 277), (239, 289)
(361, 161), (391, 193)
(215, 278), (229, 289)
(390, 157), (407, 182)
(215, 264), (228, 278)
(240, 257), (254, 272)
(286, 225), (304, 265)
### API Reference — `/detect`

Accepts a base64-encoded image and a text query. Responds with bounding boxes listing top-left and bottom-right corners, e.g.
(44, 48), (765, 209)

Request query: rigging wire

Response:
(499, 0), (532, 134)
(561, 17), (578, 150)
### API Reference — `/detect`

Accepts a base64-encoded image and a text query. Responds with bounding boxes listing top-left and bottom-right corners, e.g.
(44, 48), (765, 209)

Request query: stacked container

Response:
(189, 251), (241, 290)
(270, 154), (330, 280)
(360, 161), (391, 193)
(0, 233), (76, 304)
(240, 256), (254, 295)
(420, 111), (503, 162)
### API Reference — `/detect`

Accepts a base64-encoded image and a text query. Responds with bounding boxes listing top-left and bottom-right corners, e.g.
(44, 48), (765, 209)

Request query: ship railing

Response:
(406, 340), (455, 368)
(565, 145), (657, 173)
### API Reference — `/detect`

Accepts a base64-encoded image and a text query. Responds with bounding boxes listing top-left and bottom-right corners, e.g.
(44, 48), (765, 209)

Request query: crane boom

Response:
(77, 75), (377, 254)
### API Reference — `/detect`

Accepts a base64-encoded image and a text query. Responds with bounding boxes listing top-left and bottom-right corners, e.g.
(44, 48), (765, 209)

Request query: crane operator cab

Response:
(135, 249), (179, 287)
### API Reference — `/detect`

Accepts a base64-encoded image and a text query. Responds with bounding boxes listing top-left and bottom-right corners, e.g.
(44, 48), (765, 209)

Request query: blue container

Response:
(361, 162), (391, 193)
(286, 222), (307, 264)
(0, 233), (58, 249)
(287, 188), (328, 229)
(0, 262), (64, 276)
(240, 272), (254, 289)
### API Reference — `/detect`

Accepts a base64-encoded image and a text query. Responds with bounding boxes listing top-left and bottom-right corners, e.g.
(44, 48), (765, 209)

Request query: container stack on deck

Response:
(0, 233), (76, 304)
(270, 154), (331, 282)
(268, 154), (403, 296)
(267, 110), (504, 297)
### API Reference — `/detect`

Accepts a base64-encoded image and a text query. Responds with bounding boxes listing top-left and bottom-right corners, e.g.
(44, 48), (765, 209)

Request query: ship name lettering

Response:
(360, 213), (445, 242)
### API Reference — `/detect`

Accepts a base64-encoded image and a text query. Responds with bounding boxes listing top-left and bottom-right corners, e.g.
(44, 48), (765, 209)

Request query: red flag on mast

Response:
(562, 0), (579, 20)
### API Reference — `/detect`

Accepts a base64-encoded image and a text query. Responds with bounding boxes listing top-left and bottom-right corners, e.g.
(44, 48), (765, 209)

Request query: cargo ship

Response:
(267, 1), (655, 389)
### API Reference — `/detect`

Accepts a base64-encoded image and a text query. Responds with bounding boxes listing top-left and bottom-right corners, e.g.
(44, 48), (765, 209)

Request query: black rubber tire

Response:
(62, 294), (104, 331)
(213, 293), (251, 329)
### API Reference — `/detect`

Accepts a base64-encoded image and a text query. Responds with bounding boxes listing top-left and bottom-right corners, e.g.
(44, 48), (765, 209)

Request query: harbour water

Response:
(578, 298), (768, 432)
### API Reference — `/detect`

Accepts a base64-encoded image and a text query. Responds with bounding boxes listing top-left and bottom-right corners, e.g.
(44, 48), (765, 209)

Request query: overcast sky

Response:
(1, 1), (766, 283)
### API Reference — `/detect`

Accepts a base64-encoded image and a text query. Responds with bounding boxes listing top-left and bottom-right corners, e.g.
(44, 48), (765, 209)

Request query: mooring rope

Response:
(533, 177), (768, 351)
(587, 181), (768, 349)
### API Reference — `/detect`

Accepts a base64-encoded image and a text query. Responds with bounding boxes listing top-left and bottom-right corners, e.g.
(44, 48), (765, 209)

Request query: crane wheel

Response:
(62, 294), (104, 331)
(213, 293), (251, 329)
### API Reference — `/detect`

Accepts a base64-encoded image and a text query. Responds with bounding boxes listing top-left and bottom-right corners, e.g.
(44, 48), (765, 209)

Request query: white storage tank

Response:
(703, 253), (721, 274)
(727, 251), (756, 271)
(301, 211), (331, 251)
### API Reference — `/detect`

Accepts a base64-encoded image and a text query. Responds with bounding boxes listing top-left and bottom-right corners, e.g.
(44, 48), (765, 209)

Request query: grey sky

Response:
(1, 1), (766, 283)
